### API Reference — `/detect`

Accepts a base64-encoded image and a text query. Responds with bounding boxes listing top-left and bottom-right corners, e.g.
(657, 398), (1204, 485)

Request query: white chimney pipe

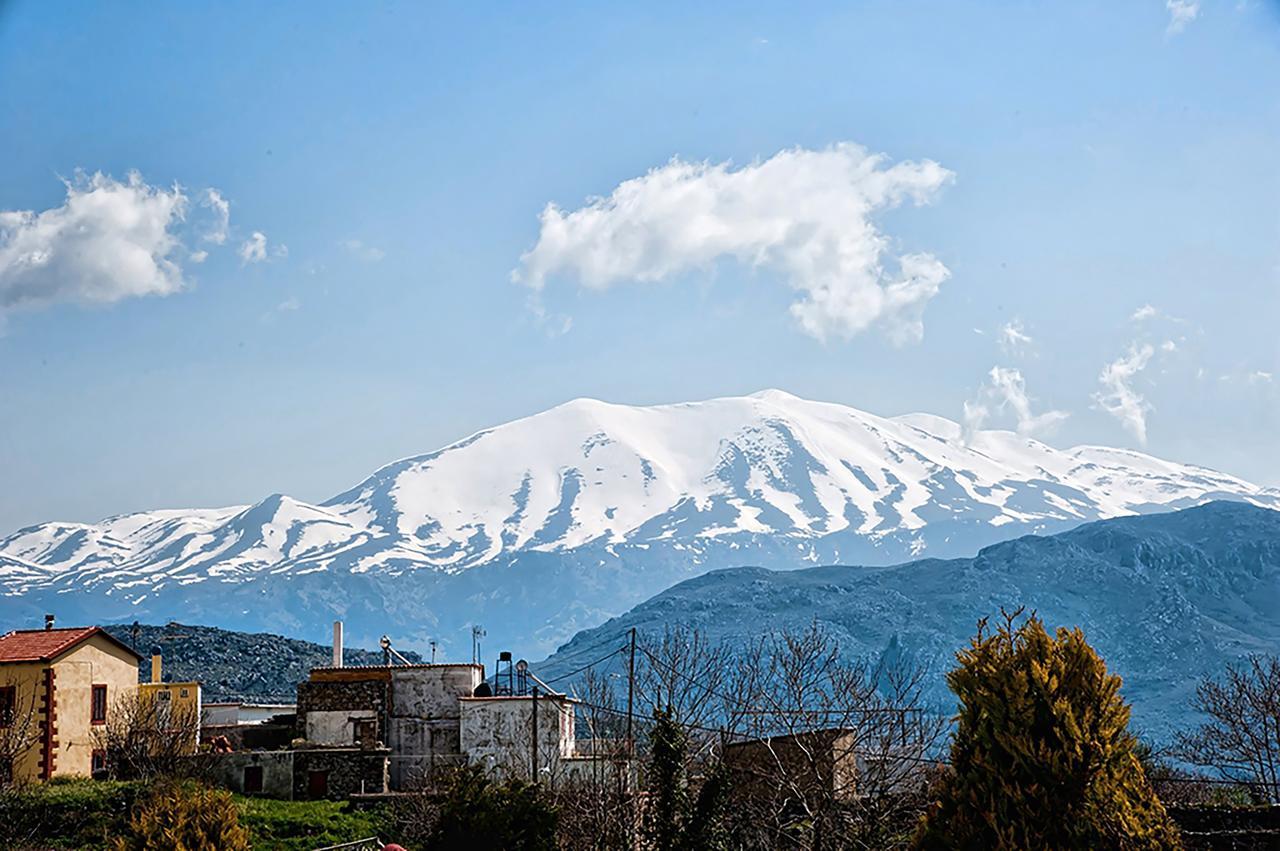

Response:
(332, 621), (343, 668)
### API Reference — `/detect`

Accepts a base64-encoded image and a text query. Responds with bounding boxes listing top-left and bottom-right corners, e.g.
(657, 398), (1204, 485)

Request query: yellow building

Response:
(137, 647), (202, 753)
(0, 625), (140, 782)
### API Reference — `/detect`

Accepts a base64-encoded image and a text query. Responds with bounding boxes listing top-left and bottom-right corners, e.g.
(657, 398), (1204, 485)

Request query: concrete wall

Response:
(459, 696), (575, 781)
(306, 708), (377, 746)
(389, 666), (481, 718)
(50, 635), (139, 778)
(385, 665), (480, 789)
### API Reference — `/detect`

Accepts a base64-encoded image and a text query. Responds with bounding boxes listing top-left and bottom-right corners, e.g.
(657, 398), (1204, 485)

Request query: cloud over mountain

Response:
(514, 143), (953, 343)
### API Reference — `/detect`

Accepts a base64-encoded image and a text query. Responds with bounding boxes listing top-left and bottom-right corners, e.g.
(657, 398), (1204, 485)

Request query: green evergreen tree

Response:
(643, 707), (729, 851)
(915, 611), (1181, 850)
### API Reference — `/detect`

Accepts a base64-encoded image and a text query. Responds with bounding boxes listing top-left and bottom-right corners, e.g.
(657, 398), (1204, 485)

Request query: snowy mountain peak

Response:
(1, 390), (1275, 655)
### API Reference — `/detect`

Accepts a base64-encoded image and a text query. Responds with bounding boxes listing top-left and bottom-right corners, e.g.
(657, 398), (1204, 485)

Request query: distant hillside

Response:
(102, 622), (422, 701)
(539, 501), (1280, 741)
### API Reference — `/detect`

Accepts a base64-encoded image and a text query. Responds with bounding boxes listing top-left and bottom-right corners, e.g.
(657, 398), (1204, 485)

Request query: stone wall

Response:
(201, 751), (295, 799)
(296, 676), (389, 745)
(292, 747), (390, 800)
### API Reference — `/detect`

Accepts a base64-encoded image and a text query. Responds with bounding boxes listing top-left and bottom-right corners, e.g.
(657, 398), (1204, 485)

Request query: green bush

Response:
(392, 764), (558, 851)
(0, 779), (143, 848)
(110, 780), (250, 851)
(915, 611), (1182, 850)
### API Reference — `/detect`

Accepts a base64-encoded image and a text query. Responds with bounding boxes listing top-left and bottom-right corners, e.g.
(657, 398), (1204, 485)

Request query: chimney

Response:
(332, 621), (344, 668)
(43, 614), (54, 631)
(150, 645), (163, 684)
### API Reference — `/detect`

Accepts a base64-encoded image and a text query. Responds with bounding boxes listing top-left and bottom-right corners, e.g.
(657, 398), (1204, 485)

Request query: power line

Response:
(542, 644), (627, 685)
(637, 644), (929, 719)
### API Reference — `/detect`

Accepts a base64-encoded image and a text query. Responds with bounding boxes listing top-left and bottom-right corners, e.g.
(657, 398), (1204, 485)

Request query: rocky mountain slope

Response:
(2, 391), (1276, 657)
(539, 501), (1280, 740)
(100, 621), (421, 701)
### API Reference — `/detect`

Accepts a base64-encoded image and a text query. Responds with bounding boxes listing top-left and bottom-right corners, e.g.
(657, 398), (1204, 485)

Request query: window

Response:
(243, 765), (264, 794)
(353, 718), (377, 745)
(157, 690), (171, 701)
(179, 688), (189, 698)
(91, 684), (107, 724)
(0, 686), (14, 728)
(91, 750), (106, 776)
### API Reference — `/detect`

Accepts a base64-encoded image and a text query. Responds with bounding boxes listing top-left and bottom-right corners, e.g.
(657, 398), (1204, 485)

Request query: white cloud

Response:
(0, 171), (190, 311)
(998, 320), (1033, 354)
(200, 189), (230, 245)
(341, 239), (385, 262)
(1094, 344), (1156, 444)
(190, 249), (209, 264)
(239, 231), (286, 265)
(513, 143), (954, 343)
(240, 232), (267, 264)
(1131, 303), (1158, 321)
(1161, 339), (1177, 352)
(1248, 370), (1273, 385)
(1166, 0), (1200, 34)
(963, 366), (1068, 441)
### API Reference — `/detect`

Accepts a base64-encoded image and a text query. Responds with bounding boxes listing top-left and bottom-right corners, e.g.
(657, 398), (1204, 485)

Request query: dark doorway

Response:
(308, 769), (329, 798)
(243, 765), (264, 794)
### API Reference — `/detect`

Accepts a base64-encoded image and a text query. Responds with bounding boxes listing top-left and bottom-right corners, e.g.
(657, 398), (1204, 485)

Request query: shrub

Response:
(915, 611), (1181, 850)
(110, 780), (250, 851)
(392, 764), (558, 851)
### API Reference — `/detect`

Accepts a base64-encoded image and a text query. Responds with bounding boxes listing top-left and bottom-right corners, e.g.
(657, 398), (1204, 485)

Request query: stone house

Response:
(296, 662), (484, 789)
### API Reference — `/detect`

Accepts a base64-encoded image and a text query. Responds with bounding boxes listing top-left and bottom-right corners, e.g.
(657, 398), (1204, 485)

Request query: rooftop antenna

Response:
(429, 639), (439, 664)
(471, 625), (486, 665)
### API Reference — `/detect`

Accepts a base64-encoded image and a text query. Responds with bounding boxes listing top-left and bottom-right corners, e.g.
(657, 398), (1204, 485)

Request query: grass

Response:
(0, 779), (394, 850)
(235, 795), (391, 850)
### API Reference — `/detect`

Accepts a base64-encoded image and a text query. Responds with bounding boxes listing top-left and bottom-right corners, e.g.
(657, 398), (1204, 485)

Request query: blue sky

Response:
(0, 0), (1277, 531)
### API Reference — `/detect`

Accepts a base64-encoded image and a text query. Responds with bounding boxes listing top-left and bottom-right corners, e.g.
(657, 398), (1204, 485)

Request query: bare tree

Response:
(0, 677), (41, 786)
(1175, 654), (1280, 804)
(557, 668), (638, 851)
(94, 691), (202, 781)
(636, 626), (735, 733)
(719, 623), (948, 851)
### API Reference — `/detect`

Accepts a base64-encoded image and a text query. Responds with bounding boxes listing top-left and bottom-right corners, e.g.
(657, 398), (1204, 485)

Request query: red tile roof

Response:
(0, 626), (142, 663)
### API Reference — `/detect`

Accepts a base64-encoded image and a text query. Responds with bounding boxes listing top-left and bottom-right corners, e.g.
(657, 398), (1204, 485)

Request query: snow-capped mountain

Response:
(2, 390), (1276, 657)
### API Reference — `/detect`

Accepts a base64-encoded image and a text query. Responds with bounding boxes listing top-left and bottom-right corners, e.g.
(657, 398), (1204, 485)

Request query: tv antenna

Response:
(471, 625), (486, 665)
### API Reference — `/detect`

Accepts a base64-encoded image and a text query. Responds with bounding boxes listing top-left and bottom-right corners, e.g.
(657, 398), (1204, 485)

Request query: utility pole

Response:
(531, 686), (539, 783)
(626, 627), (636, 758)
(429, 639), (438, 664)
